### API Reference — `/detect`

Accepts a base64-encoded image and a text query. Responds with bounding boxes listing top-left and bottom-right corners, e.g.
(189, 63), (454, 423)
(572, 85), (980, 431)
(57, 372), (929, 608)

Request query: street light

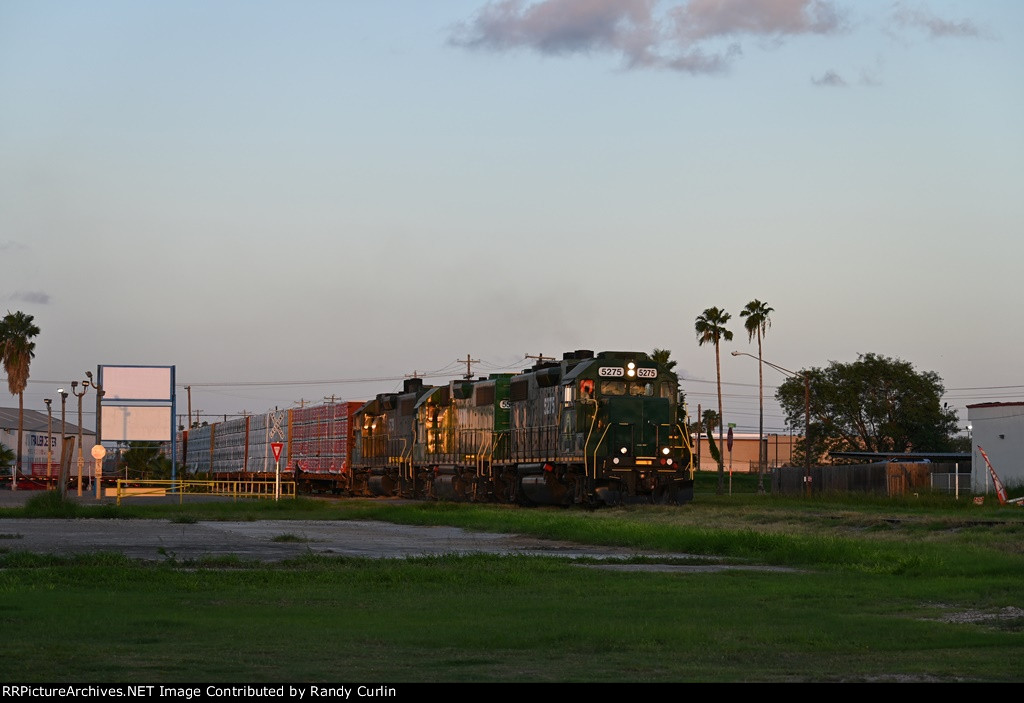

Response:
(732, 351), (812, 497)
(71, 380), (89, 497)
(58, 389), (68, 496)
(84, 370), (105, 499)
(44, 398), (53, 478)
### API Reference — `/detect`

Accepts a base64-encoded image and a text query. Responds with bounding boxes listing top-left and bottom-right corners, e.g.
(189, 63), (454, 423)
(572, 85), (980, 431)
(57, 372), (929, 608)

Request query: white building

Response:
(0, 406), (96, 482)
(966, 402), (1024, 494)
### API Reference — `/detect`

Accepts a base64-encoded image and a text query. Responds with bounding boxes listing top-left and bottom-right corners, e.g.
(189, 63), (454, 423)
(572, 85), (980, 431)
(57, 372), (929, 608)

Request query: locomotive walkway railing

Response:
(113, 479), (297, 505)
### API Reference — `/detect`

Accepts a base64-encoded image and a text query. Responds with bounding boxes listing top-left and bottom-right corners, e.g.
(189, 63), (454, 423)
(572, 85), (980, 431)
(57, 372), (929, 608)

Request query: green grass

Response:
(0, 551), (1019, 682)
(1, 477), (1022, 682)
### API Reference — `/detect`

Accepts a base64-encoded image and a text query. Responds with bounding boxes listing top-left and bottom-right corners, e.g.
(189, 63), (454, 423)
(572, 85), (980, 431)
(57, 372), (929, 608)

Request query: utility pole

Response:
(695, 403), (701, 471)
(459, 355), (480, 380)
(525, 353), (555, 364)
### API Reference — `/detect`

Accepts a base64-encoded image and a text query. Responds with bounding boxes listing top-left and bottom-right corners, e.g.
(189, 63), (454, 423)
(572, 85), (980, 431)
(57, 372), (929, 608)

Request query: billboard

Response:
(101, 406), (173, 442)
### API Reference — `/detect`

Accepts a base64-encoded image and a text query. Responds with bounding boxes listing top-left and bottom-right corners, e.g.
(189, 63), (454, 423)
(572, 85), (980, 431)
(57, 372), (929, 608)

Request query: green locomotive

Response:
(351, 350), (695, 506)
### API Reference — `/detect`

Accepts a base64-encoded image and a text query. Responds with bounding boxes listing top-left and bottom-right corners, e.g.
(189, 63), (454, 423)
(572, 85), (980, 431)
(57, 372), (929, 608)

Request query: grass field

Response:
(0, 472), (1022, 682)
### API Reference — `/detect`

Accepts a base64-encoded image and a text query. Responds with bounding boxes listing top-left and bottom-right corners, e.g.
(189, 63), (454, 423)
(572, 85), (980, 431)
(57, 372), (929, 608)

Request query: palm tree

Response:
(740, 299), (774, 494)
(0, 310), (41, 488)
(650, 348), (679, 387)
(695, 307), (732, 494)
(652, 348), (684, 427)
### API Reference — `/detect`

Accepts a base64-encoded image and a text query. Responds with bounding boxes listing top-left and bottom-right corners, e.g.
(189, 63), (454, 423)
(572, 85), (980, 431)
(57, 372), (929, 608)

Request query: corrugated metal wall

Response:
(773, 462), (965, 496)
(184, 424), (212, 474)
(211, 416), (247, 474)
(288, 403), (354, 473)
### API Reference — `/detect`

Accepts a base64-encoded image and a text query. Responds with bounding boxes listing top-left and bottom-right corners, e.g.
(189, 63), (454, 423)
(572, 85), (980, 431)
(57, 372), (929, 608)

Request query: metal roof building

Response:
(0, 406), (94, 480)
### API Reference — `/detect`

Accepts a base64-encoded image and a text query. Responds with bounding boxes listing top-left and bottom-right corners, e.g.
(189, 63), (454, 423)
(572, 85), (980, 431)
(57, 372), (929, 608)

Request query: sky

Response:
(1, 0), (1022, 437)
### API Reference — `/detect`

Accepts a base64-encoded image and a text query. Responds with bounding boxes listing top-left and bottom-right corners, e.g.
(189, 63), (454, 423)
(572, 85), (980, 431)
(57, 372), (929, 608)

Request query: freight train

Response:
(178, 350), (695, 506)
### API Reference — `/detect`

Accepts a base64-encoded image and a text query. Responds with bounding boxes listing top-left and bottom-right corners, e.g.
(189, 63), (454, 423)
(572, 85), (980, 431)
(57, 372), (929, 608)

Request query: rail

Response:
(114, 479), (297, 505)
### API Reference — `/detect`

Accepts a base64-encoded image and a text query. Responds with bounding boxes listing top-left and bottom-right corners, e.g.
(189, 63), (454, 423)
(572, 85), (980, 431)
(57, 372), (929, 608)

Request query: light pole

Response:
(58, 389), (68, 496)
(84, 371), (105, 499)
(44, 398), (53, 478)
(71, 380), (88, 497)
(732, 351), (812, 497)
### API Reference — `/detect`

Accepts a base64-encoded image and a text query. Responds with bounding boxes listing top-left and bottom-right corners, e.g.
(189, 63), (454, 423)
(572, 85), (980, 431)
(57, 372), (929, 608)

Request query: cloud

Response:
(812, 69), (847, 87)
(11, 291), (51, 305)
(449, 0), (655, 54)
(890, 4), (987, 39)
(450, 0), (846, 74)
(668, 0), (844, 42)
(0, 241), (28, 253)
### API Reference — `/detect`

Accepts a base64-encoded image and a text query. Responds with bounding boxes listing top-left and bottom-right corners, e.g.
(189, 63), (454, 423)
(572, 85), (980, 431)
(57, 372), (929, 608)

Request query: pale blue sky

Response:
(2, 0), (1021, 434)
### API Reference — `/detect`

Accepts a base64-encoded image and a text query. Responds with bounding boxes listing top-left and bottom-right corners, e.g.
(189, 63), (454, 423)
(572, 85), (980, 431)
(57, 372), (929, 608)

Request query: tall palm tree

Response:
(695, 307), (732, 494)
(1, 310), (41, 488)
(650, 348), (679, 387)
(740, 299), (774, 494)
(651, 348), (683, 427)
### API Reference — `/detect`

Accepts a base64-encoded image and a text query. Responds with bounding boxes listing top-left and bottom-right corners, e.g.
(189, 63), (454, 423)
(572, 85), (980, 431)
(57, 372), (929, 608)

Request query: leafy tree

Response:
(695, 308), (732, 494)
(740, 299), (773, 494)
(775, 353), (960, 463)
(0, 310), (41, 485)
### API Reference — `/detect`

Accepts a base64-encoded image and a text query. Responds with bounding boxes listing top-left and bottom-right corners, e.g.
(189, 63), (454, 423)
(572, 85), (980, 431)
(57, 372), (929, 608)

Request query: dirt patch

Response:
(0, 517), (793, 572)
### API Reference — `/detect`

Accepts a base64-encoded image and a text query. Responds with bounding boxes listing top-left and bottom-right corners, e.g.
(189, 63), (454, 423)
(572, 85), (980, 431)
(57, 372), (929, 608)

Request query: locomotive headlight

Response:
(612, 457), (620, 465)
(667, 458), (673, 465)
(661, 447), (670, 455)
(620, 446), (628, 454)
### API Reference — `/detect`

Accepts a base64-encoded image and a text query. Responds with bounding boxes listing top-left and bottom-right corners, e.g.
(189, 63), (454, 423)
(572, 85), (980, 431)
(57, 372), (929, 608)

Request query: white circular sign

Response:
(91, 445), (107, 459)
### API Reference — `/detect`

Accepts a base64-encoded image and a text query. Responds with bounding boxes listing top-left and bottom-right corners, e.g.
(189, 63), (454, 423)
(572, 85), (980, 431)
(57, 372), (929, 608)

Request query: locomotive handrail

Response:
(675, 423), (695, 452)
(580, 398), (600, 480)
(590, 423), (613, 484)
(400, 440), (413, 482)
(475, 434), (489, 478)
(676, 423), (696, 476)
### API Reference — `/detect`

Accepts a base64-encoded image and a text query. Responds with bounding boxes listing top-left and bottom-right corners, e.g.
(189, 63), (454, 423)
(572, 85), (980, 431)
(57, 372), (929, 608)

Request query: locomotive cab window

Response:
(604, 381), (654, 396)
(601, 381), (626, 395)
(629, 382), (655, 397)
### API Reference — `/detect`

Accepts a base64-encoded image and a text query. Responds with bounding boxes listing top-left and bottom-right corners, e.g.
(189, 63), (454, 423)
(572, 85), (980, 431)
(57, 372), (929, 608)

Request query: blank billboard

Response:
(101, 406), (173, 442)
(101, 366), (173, 402)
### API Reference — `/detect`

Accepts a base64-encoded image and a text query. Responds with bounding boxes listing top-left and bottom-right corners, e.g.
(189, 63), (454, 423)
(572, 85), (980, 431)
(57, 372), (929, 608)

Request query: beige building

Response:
(693, 431), (799, 473)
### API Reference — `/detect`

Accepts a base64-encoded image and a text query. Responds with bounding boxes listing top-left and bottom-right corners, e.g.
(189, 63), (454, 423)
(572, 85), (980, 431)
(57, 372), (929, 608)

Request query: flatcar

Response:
(177, 349), (695, 506)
